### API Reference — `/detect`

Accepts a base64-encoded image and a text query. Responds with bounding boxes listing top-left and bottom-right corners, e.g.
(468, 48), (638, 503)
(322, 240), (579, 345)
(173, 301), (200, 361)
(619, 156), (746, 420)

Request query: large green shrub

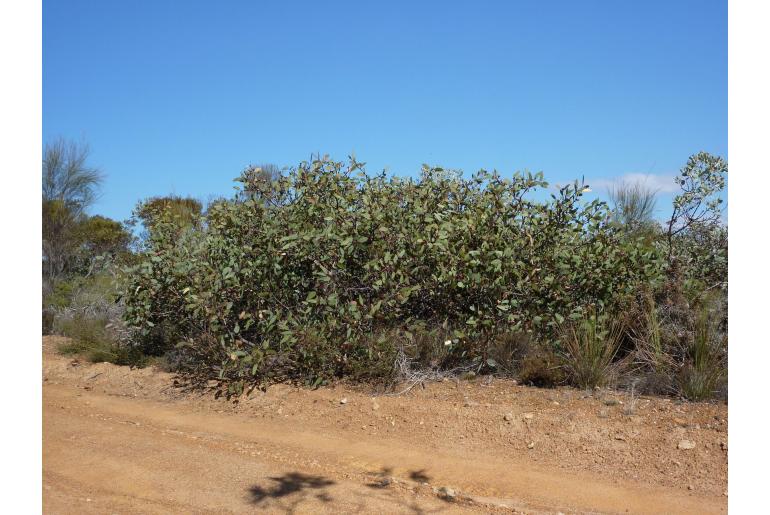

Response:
(122, 157), (663, 390)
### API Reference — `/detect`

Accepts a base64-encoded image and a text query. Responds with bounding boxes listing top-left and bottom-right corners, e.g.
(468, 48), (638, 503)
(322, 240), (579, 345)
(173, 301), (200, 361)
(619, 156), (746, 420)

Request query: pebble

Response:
(340, 398), (347, 405)
(527, 441), (535, 449)
(504, 413), (514, 421)
(523, 412), (534, 420)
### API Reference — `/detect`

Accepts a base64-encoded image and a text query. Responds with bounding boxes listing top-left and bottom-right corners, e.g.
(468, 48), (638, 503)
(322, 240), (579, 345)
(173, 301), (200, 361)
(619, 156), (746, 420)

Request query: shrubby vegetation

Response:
(42, 140), (726, 400)
(114, 154), (727, 399)
(42, 138), (138, 362)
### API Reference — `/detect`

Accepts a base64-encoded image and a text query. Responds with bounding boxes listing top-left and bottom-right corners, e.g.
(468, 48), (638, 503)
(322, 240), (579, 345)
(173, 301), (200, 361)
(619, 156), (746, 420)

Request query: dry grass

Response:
(678, 310), (726, 401)
(561, 313), (626, 389)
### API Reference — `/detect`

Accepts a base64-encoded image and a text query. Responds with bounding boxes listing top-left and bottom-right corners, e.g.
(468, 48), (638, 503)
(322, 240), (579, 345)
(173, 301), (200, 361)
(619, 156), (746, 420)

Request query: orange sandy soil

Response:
(42, 336), (727, 514)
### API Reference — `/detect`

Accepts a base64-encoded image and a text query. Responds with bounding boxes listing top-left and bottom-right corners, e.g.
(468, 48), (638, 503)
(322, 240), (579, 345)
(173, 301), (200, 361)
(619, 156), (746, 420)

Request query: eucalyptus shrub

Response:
(123, 157), (663, 390)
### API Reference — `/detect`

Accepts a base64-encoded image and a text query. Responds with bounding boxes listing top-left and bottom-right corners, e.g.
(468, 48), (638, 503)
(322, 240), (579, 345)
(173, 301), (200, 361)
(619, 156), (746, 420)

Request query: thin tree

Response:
(664, 152), (727, 264)
(42, 138), (104, 281)
(608, 181), (658, 232)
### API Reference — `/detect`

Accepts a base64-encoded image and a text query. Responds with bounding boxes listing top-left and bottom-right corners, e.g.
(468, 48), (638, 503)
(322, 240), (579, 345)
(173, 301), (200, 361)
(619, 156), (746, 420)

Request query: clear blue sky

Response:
(43, 0), (727, 222)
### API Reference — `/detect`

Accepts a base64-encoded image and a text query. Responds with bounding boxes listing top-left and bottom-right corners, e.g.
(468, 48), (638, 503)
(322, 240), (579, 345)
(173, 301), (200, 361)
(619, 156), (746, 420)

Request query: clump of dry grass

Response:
(560, 312), (625, 389)
(678, 309), (726, 401)
(631, 296), (677, 395)
(630, 292), (727, 401)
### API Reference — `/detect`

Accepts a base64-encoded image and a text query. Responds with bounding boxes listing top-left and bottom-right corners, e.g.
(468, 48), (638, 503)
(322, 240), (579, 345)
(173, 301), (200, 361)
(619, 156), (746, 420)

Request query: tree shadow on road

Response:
(247, 468), (450, 514)
(366, 467), (432, 488)
(247, 472), (335, 513)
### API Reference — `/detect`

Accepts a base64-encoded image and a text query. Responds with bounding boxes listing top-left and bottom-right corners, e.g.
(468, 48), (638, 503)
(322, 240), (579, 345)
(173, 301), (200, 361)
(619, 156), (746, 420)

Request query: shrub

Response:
(485, 331), (532, 376)
(52, 270), (148, 367)
(517, 347), (566, 387)
(122, 157), (662, 389)
(56, 314), (147, 367)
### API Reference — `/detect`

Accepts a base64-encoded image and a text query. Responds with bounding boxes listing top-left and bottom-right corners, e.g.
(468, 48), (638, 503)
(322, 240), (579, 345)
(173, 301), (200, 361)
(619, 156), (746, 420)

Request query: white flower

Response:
(582, 187), (592, 193)
(444, 339), (452, 346)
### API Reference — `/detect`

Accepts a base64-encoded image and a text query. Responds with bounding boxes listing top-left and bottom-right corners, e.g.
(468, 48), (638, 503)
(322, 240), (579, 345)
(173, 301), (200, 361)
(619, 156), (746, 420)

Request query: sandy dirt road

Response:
(42, 337), (727, 514)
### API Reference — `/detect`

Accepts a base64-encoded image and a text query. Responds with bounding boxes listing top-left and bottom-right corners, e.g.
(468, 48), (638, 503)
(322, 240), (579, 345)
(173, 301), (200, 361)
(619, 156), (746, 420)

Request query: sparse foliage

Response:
(42, 137), (104, 211)
(665, 152), (727, 264)
(608, 181), (658, 234)
(42, 138), (104, 281)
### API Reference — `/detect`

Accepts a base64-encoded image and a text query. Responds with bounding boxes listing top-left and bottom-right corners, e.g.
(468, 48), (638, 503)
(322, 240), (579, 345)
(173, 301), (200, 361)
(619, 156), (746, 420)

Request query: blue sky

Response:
(43, 0), (727, 222)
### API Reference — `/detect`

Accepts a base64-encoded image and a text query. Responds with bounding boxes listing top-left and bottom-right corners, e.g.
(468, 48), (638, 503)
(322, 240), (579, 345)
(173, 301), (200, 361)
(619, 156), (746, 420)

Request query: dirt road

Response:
(42, 337), (727, 514)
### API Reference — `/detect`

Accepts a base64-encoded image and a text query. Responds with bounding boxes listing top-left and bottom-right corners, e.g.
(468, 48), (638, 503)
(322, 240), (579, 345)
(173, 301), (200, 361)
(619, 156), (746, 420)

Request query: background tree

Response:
(72, 215), (133, 273)
(236, 163), (283, 205)
(42, 138), (104, 282)
(608, 181), (658, 234)
(133, 195), (203, 239)
(665, 152), (727, 263)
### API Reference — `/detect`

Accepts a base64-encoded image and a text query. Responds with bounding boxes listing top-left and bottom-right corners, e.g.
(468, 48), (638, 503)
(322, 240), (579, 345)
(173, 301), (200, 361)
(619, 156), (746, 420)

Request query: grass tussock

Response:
(678, 309), (727, 401)
(560, 313), (625, 390)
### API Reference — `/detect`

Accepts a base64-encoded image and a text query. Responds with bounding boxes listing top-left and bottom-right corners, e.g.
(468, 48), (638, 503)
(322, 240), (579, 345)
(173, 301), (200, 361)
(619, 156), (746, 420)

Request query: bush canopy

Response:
(122, 157), (665, 391)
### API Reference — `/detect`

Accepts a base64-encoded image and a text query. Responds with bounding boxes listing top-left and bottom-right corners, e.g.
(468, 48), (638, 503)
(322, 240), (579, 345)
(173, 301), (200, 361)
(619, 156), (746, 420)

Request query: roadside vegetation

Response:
(43, 142), (727, 401)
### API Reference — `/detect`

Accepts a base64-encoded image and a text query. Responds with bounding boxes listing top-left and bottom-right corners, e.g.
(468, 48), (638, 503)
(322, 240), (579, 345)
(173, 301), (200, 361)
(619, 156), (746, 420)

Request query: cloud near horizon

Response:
(587, 173), (680, 194)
